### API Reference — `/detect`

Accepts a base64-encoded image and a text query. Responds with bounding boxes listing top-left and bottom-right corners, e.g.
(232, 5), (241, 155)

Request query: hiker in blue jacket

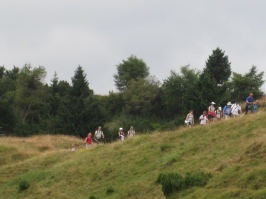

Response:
(245, 93), (254, 114)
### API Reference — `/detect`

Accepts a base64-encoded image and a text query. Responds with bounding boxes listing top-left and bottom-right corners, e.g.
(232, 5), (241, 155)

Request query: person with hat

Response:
(231, 101), (242, 117)
(208, 102), (216, 124)
(215, 107), (223, 120)
(223, 102), (232, 120)
(118, 127), (125, 141)
(127, 126), (136, 138)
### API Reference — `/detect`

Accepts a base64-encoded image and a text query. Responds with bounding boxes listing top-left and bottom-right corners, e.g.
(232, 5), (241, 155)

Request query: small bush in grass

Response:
(156, 172), (212, 196)
(156, 172), (183, 195)
(106, 186), (114, 194)
(19, 179), (30, 191)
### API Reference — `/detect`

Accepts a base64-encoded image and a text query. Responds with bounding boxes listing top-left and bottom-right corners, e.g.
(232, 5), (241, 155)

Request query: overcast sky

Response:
(1, 0), (266, 94)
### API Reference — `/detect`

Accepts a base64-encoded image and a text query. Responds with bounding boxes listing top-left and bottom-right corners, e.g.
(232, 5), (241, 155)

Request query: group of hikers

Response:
(83, 126), (136, 148)
(71, 93), (263, 150)
(185, 93), (261, 126)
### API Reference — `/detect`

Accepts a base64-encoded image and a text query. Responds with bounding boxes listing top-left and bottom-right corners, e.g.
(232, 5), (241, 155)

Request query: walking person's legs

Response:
(245, 105), (249, 114)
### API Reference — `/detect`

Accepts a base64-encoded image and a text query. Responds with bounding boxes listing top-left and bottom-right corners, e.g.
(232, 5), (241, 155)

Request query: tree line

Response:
(0, 47), (264, 141)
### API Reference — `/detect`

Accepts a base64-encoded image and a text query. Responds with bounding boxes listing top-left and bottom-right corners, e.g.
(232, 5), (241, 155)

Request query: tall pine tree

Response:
(55, 66), (104, 137)
(195, 48), (232, 115)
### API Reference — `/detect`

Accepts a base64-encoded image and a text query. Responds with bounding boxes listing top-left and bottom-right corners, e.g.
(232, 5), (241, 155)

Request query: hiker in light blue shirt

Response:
(253, 100), (259, 113)
(223, 102), (232, 120)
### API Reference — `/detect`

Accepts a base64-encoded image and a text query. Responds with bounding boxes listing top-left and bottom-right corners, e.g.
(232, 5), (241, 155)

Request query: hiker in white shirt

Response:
(230, 101), (242, 117)
(185, 110), (194, 127)
(118, 127), (125, 141)
(215, 107), (223, 121)
(94, 126), (104, 143)
(127, 126), (135, 138)
(199, 111), (208, 126)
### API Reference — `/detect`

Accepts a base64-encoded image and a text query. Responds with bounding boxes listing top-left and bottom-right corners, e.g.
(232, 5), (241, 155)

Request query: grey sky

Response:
(1, 0), (266, 94)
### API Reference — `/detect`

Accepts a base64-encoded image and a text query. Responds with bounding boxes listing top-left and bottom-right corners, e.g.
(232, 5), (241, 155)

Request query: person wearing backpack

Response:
(230, 101), (242, 117)
(215, 107), (223, 121)
(94, 126), (104, 143)
(223, 102), (232, 120)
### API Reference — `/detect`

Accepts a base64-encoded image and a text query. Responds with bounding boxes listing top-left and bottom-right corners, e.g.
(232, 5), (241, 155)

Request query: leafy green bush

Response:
(19, 179), (30, 191)
(156, 172), (212, 196)
(156, 172), (183, 195)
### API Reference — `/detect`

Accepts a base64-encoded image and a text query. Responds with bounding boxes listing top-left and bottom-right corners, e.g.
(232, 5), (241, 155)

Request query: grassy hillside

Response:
(1, 108), (266, 199)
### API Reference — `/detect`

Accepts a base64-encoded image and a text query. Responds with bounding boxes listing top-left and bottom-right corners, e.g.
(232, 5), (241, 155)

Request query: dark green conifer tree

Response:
(195, 48), (232, 115)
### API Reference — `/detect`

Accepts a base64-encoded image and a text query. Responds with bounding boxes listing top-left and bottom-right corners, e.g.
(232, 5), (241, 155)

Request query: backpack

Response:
(216, 110), (221, 118)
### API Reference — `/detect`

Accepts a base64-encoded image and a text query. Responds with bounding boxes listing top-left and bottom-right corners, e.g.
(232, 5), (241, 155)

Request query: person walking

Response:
(94, 126), (104, 143)
(118, 127), (125, 141)
(231, 101), (242, 117)
(215, 107), (223, 120)
(127, 126), (136, 138)
(223, 102), (232, 120)
(199, 111), (208, 126)
(85, 133), (93, 148)
(185, 110), (194, 127)
(245, 93), (254, 114)
(208, 102), (216, 124)
(253, 100), (259, 113)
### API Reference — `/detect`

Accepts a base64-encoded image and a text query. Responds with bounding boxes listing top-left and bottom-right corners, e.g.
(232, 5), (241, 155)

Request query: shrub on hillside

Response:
(156, 172), (212, 196)
(106, 186), (114, 194)
(19, 179), (30, 191)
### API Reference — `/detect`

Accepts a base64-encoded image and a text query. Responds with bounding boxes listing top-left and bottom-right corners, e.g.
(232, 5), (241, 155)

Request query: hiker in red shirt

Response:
(84, 133), (92, 148)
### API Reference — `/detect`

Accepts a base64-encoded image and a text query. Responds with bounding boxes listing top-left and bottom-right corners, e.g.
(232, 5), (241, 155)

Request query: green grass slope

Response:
(1, 110), (266, 199)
